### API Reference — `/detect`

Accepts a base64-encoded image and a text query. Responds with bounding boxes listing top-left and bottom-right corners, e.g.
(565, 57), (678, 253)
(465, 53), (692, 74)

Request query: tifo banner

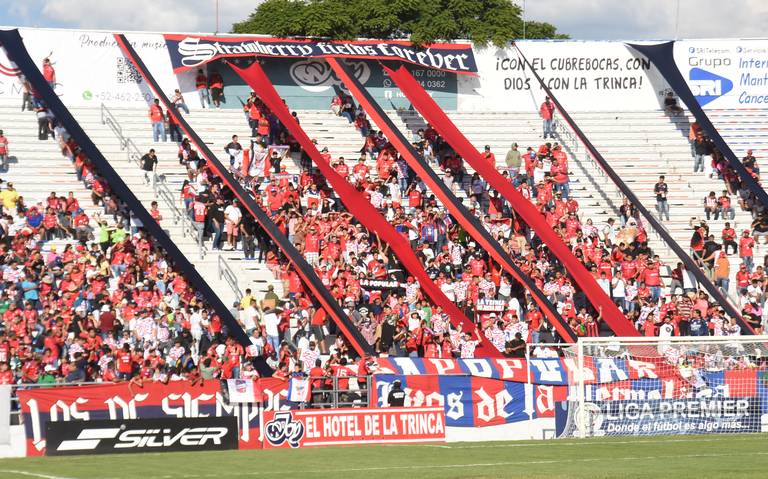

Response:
(262, 407), (445, 448)
(45, 416), (239, 456)
(16, 380), (263, 456)
(164, 35), (477, 74)
(674, 39), (768, 109)
(369, 356), (710, 385)
(556, 398), (763, 437)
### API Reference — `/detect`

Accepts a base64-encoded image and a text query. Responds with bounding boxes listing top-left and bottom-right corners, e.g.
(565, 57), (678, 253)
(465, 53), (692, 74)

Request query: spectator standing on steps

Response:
(692, 133), (712, 174)
(140, 149), (158, 187)
(539, 96), (555, 139)
(505, 142), (521, 180)
(149, 99), (166, 142)
(209, 70), (224, 108)
(654, 175), (670, 222)
(0, 129), (9, 172)
(195, 69), (210, 108)
(42, 57), (56, 90)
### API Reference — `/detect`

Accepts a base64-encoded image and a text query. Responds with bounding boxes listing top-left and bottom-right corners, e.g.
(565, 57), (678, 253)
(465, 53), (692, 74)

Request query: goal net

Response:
(557, 336), (768, 438)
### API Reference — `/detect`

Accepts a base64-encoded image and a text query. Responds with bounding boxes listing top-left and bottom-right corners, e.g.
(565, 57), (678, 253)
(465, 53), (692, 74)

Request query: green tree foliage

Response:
(232, 0), (568, 46)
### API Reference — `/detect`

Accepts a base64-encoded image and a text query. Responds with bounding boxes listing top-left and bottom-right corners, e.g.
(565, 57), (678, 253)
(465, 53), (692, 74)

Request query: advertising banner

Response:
(262, 407), (445, 448)
(674, 39), (768, 109)
(45, 416), (239, 456)
(164, 35), (477, 75)
(556, 398), (762, 437)
(0, 29), (181, 106)
(17, 380), (261, 456)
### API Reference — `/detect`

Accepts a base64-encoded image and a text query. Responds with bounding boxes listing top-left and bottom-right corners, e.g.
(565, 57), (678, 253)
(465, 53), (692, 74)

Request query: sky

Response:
(0, 0), (766, 40)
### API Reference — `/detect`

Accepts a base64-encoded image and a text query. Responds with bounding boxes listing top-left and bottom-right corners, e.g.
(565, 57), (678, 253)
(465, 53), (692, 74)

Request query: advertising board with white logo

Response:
(555, 398), (763, 437)
(675, 39), (768, 109)
(262, 407), (446, 448)
(45, 416), (238, 456)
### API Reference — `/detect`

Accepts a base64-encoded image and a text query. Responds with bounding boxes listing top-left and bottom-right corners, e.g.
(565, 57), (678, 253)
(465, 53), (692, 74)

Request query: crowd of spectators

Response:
(687, 121), (767, 316)
(164, 87), (768, 375)
(0, 94), (266, 386)
(5, 80), (768, 389)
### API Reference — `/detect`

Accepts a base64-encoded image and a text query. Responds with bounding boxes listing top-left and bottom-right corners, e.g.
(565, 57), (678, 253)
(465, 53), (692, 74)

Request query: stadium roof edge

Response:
(1, 25), (767, 44)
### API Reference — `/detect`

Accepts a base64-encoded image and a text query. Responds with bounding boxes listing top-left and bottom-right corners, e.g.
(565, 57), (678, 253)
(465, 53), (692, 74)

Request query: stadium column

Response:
(0, 29), (251, 347)
(228, 61), (501, 357)
(326, 57), (578, 344)
(512, 42), (752, 333)
(112, 33), (373, 357)
(627, 42), (768, 212)
(382, 62), (637, 337)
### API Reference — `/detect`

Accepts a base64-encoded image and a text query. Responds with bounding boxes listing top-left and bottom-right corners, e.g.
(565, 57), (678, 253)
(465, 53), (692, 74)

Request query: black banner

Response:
(45, 416), (239, 456)
(164, 34), (477, 74)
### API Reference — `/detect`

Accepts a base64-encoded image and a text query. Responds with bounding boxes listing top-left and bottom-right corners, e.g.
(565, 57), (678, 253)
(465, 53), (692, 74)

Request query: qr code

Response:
(116, 57), (142, 84)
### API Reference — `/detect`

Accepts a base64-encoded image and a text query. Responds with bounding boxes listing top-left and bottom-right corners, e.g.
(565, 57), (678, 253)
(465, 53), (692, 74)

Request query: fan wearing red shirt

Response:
(0, 362), (13, 385)
(331, 357), (354, 391)
(739, 230), (755, 271)
(642, 262), (662, 301)
(42, 58), (56, 88)
(309, 359), (327, 392)
(736, 264), (751, 295)
(722, 223), (737, 255)
(115, 343), (134, 380)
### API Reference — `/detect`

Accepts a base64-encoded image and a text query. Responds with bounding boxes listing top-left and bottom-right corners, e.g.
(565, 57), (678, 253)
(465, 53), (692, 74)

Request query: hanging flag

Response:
(287, 376), (311, 403)
(227, 378), (258, 403)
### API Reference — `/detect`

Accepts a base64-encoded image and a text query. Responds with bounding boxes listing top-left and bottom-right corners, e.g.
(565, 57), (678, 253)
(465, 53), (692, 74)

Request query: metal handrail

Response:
(101, 104), (145, 170)
(100, 102), (205, 260)
(218, 254), (242, 300)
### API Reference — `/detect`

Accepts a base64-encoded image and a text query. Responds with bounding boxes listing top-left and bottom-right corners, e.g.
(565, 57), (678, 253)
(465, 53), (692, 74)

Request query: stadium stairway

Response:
(3, 100), (285, 306)
(705, 109), (768, 159)
(0, 99), (105, 253)
(569, 110), (762, 284)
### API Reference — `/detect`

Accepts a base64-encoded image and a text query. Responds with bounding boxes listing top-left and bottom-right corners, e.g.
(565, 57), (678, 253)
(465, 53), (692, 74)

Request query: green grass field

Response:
(1, 434), (766, 479)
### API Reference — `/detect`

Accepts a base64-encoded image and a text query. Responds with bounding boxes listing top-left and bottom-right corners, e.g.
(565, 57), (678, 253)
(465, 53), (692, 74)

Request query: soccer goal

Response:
(557, 336), (768, 438)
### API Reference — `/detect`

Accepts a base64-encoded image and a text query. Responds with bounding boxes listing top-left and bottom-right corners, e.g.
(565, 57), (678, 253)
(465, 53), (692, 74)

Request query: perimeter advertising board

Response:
(45, 416), (239, 456)
(555, 397), (763, 437)
(262, 407), (445, 448)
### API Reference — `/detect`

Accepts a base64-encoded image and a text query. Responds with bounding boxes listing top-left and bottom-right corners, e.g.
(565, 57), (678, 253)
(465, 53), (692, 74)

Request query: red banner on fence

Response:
(262, 407), (445, 448)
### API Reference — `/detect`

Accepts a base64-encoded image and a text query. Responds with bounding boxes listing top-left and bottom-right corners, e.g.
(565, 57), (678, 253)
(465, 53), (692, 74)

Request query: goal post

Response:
(558, 336), (768, 439)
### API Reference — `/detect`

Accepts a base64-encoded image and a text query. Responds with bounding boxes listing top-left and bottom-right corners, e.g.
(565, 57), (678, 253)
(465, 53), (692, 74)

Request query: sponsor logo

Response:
(57, 425), (230, 451)
(289, 59), (370, 92)
(264, 411), (304, 448)
(689, 68), (733, 106)
(45, 417), (238, 456)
